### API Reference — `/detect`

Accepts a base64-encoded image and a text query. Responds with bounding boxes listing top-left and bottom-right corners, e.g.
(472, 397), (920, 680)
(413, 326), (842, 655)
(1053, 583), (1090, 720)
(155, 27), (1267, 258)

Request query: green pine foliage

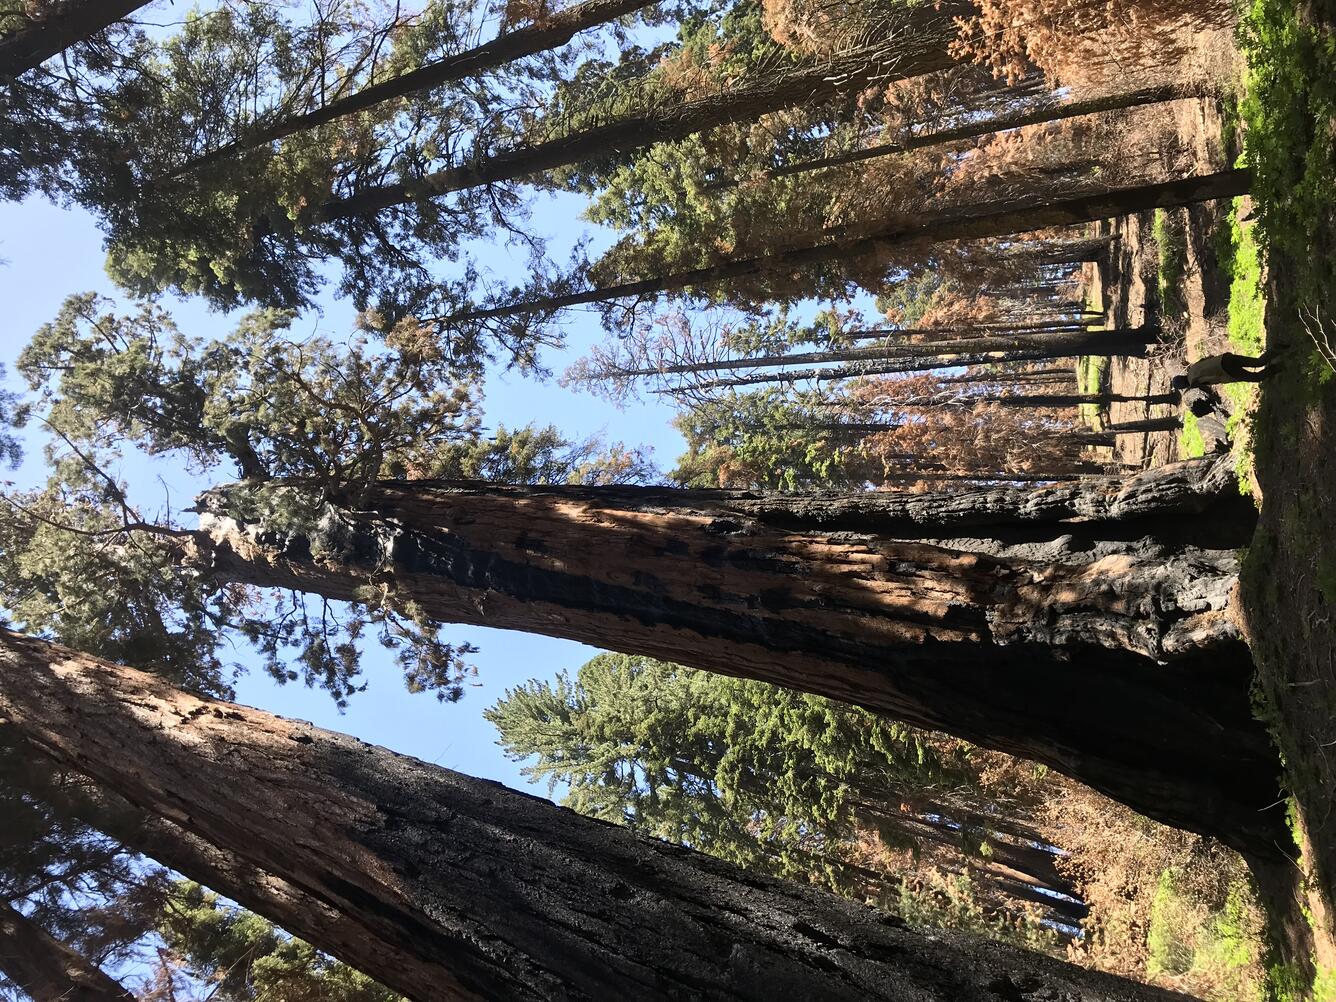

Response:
(156, 883), (402, 1002)
(486, 653), (1062, 948)
(670, 388), (880, 488)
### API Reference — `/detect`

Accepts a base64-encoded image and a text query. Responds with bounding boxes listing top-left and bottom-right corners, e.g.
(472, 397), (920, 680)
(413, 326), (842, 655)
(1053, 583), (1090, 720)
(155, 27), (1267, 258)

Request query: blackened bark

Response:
(186, 457), (1283, 855)
(445, 169), (1252, 322)
(159, 0), (657, 181)
(0, 632), (1197, 1002)
(0, 898), (133, 1002)
(0, 0), (149, 77)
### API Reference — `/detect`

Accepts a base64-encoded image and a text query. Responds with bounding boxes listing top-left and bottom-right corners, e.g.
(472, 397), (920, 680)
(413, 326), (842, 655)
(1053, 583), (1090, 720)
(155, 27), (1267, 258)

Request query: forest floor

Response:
(1084, 94), (1242, 472)
(1082, 32), (1336, 989)
(1231, 0), (1336, 987)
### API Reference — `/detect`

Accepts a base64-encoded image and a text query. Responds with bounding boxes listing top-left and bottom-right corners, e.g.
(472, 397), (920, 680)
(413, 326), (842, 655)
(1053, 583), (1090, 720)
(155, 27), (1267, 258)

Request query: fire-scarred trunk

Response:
(186, 457), (1283, 856)
(0, 631), (1198, 1002)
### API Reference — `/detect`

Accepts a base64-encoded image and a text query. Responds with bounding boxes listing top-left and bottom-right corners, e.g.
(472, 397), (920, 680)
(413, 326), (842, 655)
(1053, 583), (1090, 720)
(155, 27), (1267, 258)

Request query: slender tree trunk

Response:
(184, 457), (1282, 856)
(673, 330), (1156, 391)
(937, 367), (1077, 385)
(0, 0), (149, 77)
(317, 1), (968, 222)
(842, 320), (1098, 341)
(987, 392), (1180, 408)
(444, 169), (1252, 322)
(711, 83), (1197, 189)
(0, 632), (1198, 1002)
(624, 328), (1139, 379)
(159, 0), (658, 181)
(0, 898), (133, 1002)
(1104, 417), (1182, 433)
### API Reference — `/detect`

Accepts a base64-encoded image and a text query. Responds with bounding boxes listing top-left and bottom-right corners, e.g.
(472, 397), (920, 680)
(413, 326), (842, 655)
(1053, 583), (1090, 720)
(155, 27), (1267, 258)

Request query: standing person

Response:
(1171, 350), (1279, 389)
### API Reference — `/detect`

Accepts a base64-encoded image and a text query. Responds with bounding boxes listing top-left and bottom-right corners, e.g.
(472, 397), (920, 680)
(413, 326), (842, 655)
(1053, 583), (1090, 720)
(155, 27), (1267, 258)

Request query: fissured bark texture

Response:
(189, 457), (1283, 855)
(0, 631), (1198, 1002)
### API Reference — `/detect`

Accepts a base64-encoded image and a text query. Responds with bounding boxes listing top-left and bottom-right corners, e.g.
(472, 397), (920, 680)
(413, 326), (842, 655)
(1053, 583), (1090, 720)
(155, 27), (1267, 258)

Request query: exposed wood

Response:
(186, 457), (1283, 855)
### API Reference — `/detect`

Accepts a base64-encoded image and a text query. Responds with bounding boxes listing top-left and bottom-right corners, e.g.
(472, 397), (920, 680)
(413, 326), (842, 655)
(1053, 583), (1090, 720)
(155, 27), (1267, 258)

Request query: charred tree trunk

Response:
(0, 0), (149, 77)
(0, 898), (132, 1002)
(446, 169), (1251, 322)
(159, 0), (658, 181)
(185, 457), (1282, 856)
(0, 632), (1197, 1002)
(937, 368), (1078, 385)
(988, 392), (1180, 408)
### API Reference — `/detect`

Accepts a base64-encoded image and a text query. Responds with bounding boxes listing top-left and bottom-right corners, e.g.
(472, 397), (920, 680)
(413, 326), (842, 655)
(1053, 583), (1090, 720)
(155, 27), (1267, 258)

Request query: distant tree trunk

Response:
(937, 367), (1077, 385)
(842, 320), (1098, 341)
(445, 170), (1251, 322)
(0, 0), (149, 77)
(317, 1), (968, 222)
(159, 0), (658, 181)
(0, 632), (1198, 1002)
(184, 457), (1283, 857)
(0, 898), (133, 1002)
(987, 392), (1180, 408)
(712, 83), (1196, 189)
(625, 328), (1142, 379)
(675, 330), (1156, 391)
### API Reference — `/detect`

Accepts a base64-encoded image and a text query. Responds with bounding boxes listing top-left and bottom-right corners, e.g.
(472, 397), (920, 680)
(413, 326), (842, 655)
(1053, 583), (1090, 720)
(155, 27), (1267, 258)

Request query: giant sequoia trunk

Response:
(0, 0), (149, 77)
(0, 898), (132, 1002)
(186, 457), (1283, 855)
(0, 632), (1197, 1002)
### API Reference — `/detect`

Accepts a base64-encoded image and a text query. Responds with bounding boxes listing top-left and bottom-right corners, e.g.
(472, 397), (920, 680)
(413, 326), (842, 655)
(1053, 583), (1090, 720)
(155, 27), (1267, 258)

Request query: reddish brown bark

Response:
(186, 457), (1283, 856)
(0, 631), (1198, 1002)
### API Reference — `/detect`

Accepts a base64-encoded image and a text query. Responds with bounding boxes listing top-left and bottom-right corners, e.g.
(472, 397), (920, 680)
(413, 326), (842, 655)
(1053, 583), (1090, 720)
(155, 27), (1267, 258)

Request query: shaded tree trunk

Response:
(445, 169), (1252, 322)
(0, 632), (1198, 1002)
(0, 0), (149, 77)
(0, 898), (132, 1002)
(842, 320), (1099, 341)
(987, 392), (1180, 408)
(186, 457), (1282, 856)
(160, 0), (658, 181)
(317, 1), (968, 222)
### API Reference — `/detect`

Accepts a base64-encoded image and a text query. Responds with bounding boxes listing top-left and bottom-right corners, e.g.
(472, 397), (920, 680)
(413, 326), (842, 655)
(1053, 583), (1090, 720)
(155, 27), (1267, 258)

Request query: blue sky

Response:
(0, 189), (686, 796)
